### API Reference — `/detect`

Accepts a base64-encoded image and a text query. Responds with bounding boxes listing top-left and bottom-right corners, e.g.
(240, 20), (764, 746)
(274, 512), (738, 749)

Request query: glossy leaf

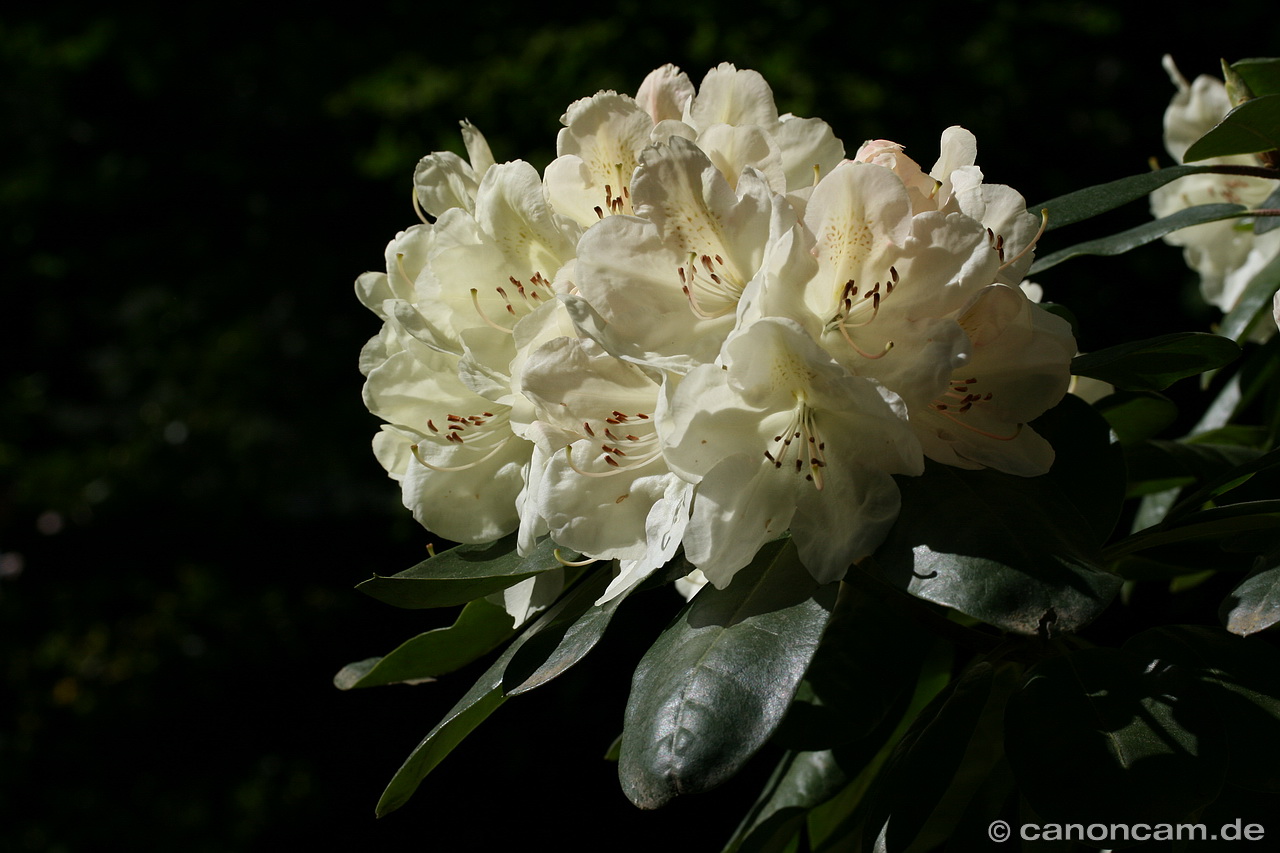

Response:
(1030, 164), (1254, 231)
(1005, 646), (1227, 825)
(334, 598), (514, 690)
(357, 534), (569, 609)
(1031, 203), (1247, 273)
(501, 566), (621, 695)
(1184, 95), (1280, 161)
(1221, 542), (1280, 637)
(873, 397), (1122, 635)
(725, 750), (847, 853)
(1218, 249), (1280, 342)
(374, 580), (591, 817)
(1124, 626), (1280, 791)
(1107, 501), (1280, 559)
(619, 538), (837, 809)
(1071, 332), (1241, 392)
(1233, 57), (1280, 97)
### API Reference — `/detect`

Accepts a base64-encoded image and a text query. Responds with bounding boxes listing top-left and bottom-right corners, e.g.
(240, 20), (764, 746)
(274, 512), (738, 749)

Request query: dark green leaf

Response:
(725, 750), (848, 853)
(1005, 647), (1227, 825)
(357, 534), (570, 609)
(862, 661), (1021, 852)
(1071, 332), (1241, 392)
(1164, 446), (1279, 522)
(1125, 626), (1280, 791)
(334, 598), (514, 690)
(1095, 391), (1179, 445)
(1254, 183), (1280, 235)
(1031, 204), (1248, 274)
(619, 538), (838, 809)
(1184, 95), (1280, 161)
(501, 566), (622, 695)
(1218, 248), (1280, 342)
(1233, 58), (1280, 97)
(771, 578), (933, 751)
(1221, 541), (1280, 637)
(374, 582), (590, 817)
(1107, 501), (1280, 559)
(873, 398), (1122, 635)
(1030, 164), (1255, 231)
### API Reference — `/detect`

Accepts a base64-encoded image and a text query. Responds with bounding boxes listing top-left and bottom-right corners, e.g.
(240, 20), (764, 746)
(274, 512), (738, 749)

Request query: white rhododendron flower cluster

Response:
(1151, 55), (1280, 319)
(357, 63), (1076, 600)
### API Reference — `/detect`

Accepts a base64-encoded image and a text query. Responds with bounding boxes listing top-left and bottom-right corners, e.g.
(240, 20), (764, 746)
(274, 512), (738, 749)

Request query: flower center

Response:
(679, 252), (745, 319)
(469, 271), (555, 333)
(824, 266), (897, 360)
(565, 409), (663, 477)
(930, 377), (1022, 440)
(762, 400), (828, 489)
(412, 409), (514, 471)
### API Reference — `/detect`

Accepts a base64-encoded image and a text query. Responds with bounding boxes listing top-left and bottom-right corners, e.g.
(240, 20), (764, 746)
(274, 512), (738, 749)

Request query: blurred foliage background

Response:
(4, 2), (1280, 849)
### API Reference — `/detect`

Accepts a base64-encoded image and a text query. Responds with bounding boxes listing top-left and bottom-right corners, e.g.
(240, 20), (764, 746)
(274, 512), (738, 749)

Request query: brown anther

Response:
(594, 206), (604, 219)
(583, 422), (595, 436)
(427, 420), (439, 433)
(604, 456), (620, 467)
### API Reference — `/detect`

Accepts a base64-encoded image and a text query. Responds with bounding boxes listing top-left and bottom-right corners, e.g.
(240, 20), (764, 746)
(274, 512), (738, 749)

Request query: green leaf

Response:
(1071, 332), (1242, 392)
(724, 750), (848, 853)
(1005, 646), (1227, 825)
(334, 598), (514, 690)
(1124, 626), (1280, 791)
(873, 397), (1122, 635)
(618, 538), (838, 809)
(1095, 390), (1179, 445)
(1107, 501), (1280, 559)
(356, 534), (569, 609)
(1184, 95), (1280, 161)
(1221, 541), (1280, 637)
(373, 580), (591, 817)
(862, 660), (1021, 852)
(1030, 164), (1252, 231)
(1218, 248), (1280, 342)
(1233, 58), (1280, 97)
(1030, 203), (1248, 274)
(501, 566), (622, 695)
(771, 576), (933, 751)
(1253, 183), (1280, 235)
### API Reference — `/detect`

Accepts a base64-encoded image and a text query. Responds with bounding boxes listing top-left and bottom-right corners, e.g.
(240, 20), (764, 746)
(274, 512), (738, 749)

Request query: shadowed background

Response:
(4, 2), (1279, 849)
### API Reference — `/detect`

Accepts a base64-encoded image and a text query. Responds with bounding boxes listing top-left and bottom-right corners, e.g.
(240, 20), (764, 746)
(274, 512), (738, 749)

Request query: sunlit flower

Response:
(1151, 55), (1280, 321)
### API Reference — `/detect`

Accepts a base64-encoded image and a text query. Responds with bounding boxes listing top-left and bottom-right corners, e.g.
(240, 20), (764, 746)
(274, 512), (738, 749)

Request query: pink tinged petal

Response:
(635, 64), (695, 124)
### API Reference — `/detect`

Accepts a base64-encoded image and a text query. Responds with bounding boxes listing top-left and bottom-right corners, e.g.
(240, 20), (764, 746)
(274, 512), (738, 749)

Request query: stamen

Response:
(412, 190), (430, 225)
(934, 410), (1024, 441)
(469, 288), (516, 334)
(998, 209), (1049, 272)
(411, 435), (513, 472)
(555, 550), (599, 567)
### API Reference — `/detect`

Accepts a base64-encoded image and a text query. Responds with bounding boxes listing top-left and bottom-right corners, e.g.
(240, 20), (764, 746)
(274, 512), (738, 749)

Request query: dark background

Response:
(4, 2), (1279, 849)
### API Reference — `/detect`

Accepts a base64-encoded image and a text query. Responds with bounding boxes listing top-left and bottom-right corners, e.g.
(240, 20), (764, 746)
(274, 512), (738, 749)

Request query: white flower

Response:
(1151, 55), (1280, 319)
(662, 317), (922, 587)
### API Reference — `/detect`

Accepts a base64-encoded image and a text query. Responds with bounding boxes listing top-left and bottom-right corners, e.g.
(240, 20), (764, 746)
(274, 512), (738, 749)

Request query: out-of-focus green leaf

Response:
(501, 566), (621, 695)
(1164, 446), (1280, 522)
(874, 397), (1122, 635)
(1005, 647), (1227, 825)
(1032, 203), (1248, 273)
(334, 598), (514, 690)
(1031, 164), (1252, 231)
(1125, 626), (1280, 791)
(619, 538), (837, 810)
(1184, 95), (1280, 161)
(357, 534), (570, 609)
(1071, 332), (1241, 392)
(1221, 541), (1280, 638)
(725, 750), (847, 853)
(1233, 58), (1280, 97)
(1095, 390), (1179, 445)
(1218, 250), (1280, 342)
